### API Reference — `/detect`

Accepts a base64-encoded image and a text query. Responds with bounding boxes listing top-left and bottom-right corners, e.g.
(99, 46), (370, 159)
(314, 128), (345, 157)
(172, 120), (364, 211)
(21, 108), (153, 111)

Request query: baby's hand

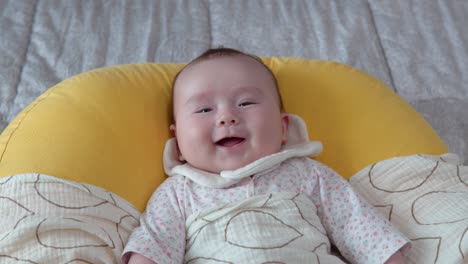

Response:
(127, 253), (157, 264)
(384, 250), (406, 264)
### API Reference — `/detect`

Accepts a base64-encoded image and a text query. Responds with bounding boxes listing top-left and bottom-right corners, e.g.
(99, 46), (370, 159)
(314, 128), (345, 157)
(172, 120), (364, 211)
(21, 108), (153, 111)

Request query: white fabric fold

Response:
(184, 192), (343, 263)
(163, 114), (322, 188)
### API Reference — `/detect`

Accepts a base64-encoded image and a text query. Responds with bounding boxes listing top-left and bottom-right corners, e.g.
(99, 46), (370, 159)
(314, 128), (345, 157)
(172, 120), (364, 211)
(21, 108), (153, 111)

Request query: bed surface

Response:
(1, 1), (466, 164)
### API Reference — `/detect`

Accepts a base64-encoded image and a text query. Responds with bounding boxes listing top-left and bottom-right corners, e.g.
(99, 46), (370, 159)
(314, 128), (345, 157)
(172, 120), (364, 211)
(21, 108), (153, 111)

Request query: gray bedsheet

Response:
(1, 0), (467, 164)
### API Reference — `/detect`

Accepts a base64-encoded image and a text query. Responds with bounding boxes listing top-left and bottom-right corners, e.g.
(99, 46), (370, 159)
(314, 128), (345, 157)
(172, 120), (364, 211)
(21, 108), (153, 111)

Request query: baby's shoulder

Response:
(283, 157), (337, 176)
(154, 174), (187, 194)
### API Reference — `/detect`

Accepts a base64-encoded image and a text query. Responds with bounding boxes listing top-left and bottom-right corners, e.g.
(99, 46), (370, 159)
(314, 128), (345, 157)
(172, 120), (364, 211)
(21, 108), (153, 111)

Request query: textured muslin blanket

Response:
(0, 173), (140, 263)
(349, 154), (468, 264)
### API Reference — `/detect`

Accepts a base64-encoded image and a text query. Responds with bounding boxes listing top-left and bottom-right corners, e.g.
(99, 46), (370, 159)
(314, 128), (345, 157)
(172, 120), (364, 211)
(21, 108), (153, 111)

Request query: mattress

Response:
(0, 0), (467, 164)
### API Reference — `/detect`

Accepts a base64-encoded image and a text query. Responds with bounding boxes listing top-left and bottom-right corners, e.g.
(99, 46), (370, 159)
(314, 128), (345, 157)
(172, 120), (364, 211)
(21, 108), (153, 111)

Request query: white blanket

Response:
(185, 192), (345, 264)
(0, 173), (140, 264)
(349, 154), (468, 264)
(1, 154), (466, 263)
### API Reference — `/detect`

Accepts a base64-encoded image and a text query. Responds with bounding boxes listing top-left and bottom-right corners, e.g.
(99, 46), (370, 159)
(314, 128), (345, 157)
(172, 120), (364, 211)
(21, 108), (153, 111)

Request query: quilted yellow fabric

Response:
(0, 58), (448, 211)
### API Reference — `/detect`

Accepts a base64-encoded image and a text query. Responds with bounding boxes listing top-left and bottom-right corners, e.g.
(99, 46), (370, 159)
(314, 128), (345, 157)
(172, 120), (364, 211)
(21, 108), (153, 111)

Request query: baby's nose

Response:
(218, 116), (238, 126)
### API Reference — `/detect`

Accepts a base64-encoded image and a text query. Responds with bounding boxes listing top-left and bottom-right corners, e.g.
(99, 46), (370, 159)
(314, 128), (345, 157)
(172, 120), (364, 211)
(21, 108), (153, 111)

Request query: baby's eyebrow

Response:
(245, 87), (263, 93)
(184, 86), (265, 106)
(184, 93), (210, 106)
(234, 86), (265, 97)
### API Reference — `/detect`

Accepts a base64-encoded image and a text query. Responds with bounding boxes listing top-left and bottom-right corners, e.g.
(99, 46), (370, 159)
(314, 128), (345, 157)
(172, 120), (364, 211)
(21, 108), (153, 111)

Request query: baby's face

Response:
(171, 55), (288, 174)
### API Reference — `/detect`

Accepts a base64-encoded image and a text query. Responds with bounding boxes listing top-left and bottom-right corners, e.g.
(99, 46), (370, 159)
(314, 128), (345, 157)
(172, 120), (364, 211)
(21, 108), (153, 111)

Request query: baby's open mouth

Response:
(215, 137), (245, 147)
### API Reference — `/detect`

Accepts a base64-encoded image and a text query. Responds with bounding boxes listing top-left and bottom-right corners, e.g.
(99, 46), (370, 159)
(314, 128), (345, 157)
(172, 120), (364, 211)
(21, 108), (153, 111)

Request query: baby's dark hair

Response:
(171, 48), (285, 122)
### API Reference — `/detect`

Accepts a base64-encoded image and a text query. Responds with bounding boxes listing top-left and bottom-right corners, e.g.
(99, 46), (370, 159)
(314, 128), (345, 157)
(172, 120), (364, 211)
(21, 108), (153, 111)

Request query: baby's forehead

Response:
(182, 54), (267, 75)
(175, 55), (276, 91)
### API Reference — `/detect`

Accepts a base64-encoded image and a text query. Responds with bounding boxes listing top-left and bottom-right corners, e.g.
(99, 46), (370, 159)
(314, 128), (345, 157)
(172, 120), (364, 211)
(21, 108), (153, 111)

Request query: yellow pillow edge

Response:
(325, 61), (448, 175)
(0, 83), (60, 166)
(0, 64), (181, 211)
(0, 62), (183, 163)
(0, 66), (110, 166)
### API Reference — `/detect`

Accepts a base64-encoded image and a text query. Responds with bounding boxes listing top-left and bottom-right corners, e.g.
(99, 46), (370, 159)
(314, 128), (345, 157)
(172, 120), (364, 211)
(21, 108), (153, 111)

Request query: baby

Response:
(123, 48), (409, 264)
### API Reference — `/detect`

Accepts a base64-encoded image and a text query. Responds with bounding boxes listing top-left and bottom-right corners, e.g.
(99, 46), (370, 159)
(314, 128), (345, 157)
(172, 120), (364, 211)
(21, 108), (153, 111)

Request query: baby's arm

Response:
(122, 176), (187, 263)
(128, 253), (157, 264)
(304, 159), (410, 264)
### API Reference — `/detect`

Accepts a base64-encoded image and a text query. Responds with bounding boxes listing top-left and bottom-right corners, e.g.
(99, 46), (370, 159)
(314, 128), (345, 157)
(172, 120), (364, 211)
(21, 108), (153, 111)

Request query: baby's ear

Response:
(169, 124), (185, 161)
(281, 113), (289, 145)
(169, 124), (176, 137)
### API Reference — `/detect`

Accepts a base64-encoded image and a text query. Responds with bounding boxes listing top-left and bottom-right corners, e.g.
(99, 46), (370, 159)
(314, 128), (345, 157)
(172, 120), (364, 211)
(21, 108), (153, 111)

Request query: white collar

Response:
(163, 114), (322, 188)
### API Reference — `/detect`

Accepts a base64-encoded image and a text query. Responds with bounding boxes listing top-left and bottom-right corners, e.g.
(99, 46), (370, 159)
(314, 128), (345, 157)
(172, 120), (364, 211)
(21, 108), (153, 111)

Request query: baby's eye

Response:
(239, 101), (255, 107)
(195, 107), (212, 113)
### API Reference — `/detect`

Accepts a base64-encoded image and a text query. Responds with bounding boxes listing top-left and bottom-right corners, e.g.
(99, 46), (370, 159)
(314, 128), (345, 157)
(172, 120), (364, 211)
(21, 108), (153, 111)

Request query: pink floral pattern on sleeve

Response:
(304, 160), (409, 264)
(122, 176), (187, 264)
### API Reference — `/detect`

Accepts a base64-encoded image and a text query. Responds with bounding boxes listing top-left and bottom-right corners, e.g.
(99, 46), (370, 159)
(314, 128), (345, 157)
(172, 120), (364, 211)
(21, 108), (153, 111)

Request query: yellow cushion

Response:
(0, 58), (448, 211)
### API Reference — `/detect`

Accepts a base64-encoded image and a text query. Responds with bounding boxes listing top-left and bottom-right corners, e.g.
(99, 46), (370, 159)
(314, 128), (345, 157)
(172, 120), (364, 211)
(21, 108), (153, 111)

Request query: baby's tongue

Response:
(217, 137), (244, 147)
